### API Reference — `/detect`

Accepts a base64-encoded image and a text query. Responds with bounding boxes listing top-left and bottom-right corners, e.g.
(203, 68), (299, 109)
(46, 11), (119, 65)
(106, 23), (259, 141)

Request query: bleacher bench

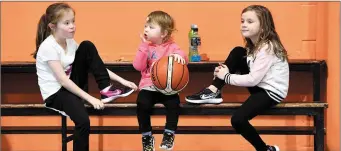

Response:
(1, 60), (327, 151)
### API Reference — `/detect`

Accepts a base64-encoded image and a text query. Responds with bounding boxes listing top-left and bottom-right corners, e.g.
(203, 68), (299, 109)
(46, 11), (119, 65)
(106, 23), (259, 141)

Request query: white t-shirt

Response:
(36, 35), (78, 100)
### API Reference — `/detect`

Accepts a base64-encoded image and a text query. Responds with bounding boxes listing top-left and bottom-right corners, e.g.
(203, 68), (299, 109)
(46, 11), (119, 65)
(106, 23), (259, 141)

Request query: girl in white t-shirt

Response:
(32, 3), (137, 151)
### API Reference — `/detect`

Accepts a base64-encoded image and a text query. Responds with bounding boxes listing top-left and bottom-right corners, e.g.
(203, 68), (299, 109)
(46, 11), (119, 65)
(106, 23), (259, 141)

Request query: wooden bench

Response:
(1, 103), (328, 151)
(1, 60), (328, 151)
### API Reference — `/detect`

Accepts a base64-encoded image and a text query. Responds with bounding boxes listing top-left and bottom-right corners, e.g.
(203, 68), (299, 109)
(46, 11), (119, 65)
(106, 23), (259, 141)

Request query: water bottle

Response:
(188, 24), (201, 62)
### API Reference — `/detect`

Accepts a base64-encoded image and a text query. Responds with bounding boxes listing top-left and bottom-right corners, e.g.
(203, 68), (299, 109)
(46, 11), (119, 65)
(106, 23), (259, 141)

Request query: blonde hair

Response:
(147, 11), (176, 42)
(242, 5), (288, 61)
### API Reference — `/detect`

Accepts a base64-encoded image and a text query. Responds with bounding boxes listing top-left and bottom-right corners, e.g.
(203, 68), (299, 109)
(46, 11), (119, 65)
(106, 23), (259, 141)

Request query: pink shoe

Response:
(100, 84), (134, 103)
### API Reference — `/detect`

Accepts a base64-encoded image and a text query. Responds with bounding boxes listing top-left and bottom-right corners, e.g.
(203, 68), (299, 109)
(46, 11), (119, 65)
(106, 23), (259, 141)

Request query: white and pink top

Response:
(225, 43), (289, 102)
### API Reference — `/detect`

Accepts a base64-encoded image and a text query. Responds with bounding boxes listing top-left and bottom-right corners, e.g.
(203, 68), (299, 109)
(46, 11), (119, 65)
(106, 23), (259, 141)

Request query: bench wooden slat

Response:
(0, 103), (328, 109)
(0, 60), (325, 65)
(1, 60), (326, 74)
(1, 126), (316, 135)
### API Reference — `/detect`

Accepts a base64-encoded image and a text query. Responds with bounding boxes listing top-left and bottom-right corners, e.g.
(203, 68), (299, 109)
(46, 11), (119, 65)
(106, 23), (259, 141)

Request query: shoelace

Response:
(143, 138), (153, 151)
(162, 134), (174, 146)
(194, 88), (208, 95)
(118, 86), (132, 93)
(144, 146), (154, 151)
(266, 146), (275, 151)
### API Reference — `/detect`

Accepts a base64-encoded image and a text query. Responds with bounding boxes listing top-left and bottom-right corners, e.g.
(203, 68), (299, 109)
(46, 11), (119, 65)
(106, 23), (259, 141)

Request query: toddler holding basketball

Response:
(133, 10), (188, 151)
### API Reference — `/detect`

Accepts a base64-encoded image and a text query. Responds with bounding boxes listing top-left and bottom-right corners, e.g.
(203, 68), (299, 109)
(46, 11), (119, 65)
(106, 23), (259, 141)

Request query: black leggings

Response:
(45, 41), (111, 151)
(231, 87), (278, 151)
(212, 46), (279, 151)
(136, 90), (181, 133)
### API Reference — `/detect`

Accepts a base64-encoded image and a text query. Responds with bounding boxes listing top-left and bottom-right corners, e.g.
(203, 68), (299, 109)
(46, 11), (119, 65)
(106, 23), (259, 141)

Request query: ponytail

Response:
(32, 14), (51, 59)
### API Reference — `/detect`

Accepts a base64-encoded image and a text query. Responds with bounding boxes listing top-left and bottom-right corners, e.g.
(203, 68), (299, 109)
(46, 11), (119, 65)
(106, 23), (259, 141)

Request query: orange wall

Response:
(324, 2), (340, 151)
(1, 2), (330, 61)
(1, 2), (340, 151)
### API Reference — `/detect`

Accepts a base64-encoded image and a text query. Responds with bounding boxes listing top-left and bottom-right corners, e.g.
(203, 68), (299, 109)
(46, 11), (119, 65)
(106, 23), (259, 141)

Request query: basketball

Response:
(151, 56), (189, 95)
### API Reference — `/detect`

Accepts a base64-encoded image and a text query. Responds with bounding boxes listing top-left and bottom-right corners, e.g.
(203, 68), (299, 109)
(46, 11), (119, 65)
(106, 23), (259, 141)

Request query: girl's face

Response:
(51, 10), (76, 40)
(241, 10), (261, 43)
(143, 18), (167, 44)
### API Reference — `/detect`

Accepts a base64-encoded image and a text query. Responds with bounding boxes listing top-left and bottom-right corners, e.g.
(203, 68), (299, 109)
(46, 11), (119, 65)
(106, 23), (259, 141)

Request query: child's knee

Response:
(78, 40), (97, 52)
(230, 46), (247, 56)
(231, 114), (247, 127)
(137, 100), (154, 111)
(74, 116), (90, 129)
(79, 40), (94, 47)
(164, 99), (181, 110)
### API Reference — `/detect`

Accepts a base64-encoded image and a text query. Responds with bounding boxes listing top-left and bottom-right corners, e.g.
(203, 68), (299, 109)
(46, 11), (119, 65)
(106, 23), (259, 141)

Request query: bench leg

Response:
(62, 115), (67, 151)
(314, 109), (325, 151)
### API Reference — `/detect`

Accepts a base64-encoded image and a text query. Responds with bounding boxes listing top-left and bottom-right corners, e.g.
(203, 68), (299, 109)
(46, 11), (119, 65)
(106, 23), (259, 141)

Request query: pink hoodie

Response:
(133, 40), (188, 90)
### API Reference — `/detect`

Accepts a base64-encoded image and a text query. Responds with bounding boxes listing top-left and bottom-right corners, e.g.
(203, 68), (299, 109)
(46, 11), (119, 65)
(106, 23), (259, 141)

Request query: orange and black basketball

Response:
(151, 56), (189, 95)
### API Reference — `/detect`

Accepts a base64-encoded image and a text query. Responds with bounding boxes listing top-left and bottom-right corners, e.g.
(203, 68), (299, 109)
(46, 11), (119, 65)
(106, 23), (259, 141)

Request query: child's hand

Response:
(140, 34), (147, 43)
(214, 64), (229, 80)
(213, 63), (222, 77)
(170, 54), (186, 65)
(88, 97), (104, 110)
(213, 65), (220, 78)
(121, 79), (138, 91)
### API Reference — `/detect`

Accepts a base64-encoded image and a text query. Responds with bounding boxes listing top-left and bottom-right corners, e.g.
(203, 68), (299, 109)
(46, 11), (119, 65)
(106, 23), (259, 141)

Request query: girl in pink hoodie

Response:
(133, 11), (188, 151)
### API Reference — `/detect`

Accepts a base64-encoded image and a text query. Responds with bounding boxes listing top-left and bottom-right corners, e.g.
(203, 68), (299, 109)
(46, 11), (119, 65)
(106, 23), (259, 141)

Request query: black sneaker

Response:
(100, 84), (134, 103)
(142, 135), (155, 151)
(159, 132), (175, 150)
(267, 145), (280, 151)
(185, 88), (223, 104)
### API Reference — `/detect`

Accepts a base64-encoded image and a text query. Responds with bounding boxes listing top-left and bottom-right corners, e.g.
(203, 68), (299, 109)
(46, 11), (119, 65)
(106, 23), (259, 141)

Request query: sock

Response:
(142, 131), (152, 136)
(165, 129), (175, 134)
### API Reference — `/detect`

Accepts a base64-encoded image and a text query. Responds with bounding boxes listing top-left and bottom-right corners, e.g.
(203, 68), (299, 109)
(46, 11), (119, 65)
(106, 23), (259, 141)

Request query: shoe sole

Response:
(185, 98), (223, 104)
(274, 145), (280, 151)
(101, 89), (134, 103)
(159, 144), (174, 150)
